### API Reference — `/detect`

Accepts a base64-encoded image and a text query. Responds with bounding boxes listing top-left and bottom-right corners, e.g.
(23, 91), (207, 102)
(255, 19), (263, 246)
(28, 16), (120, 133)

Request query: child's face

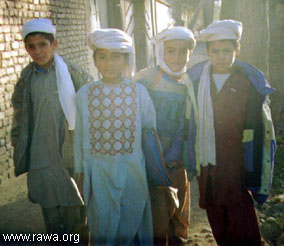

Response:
(163, 39), (192, 72)
(25, 34), (58, 70)
(207, 40), (238, 74)
(94, 49), (127, 84)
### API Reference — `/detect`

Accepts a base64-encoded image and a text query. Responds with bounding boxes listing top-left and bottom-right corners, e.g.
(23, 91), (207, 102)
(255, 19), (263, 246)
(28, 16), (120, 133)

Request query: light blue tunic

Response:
(134, 66), (187, 164)
(74, 79), (156, 245)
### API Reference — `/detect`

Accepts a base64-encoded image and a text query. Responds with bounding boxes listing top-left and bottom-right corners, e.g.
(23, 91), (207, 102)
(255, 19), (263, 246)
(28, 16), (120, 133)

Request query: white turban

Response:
(199, 19), (242, 42)
(88, 28), (134, 77)
(88, 28), (133, 53)
(151, 26), (196, 77)
(22, 18), (56, 39)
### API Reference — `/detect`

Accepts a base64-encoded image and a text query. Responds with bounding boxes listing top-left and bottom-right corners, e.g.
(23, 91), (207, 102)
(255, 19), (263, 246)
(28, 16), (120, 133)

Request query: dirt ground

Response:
(187, 179), (217, 246)
(0, 174), (45, 235)
(0, 174), (216, 245)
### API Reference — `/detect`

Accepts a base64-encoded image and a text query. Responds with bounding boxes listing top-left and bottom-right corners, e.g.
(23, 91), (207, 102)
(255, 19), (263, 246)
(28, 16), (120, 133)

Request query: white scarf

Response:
(151, 26), (195, 77)
(156, 42), (188, 78)
(197, 61), (216, 166)
(54, 53), (76, 130)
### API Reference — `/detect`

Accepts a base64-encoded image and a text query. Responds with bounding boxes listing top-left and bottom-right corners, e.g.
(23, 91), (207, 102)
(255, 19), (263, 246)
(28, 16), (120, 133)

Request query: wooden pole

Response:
(107, 0), (125, 30)
(133, 0), (148, 70)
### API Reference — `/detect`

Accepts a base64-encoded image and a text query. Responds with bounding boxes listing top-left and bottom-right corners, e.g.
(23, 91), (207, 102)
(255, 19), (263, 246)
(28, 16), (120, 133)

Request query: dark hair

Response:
(93, 50), (129, 62)
(24, 32), (55, 43)
(92, 50), (97, 60)
(164, 39), (196, 51)
(206, 39), (240, 51)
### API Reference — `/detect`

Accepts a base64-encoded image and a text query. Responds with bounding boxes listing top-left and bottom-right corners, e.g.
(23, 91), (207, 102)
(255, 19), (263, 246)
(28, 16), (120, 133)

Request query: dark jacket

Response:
(11, 59), (93, 176)
(186, 60), (276, 205)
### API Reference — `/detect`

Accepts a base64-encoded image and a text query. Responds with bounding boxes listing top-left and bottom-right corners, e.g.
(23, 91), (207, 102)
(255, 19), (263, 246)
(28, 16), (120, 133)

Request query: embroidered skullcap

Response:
(151, 26), (195, 77)
(88, 28), (133, 53)
(199, 19), (243, 42)
(22, 18), (56, 39)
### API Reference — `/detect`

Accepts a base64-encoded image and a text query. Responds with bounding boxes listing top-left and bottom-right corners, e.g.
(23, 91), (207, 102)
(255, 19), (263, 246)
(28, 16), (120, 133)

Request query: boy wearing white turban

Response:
(134, 26), (197, 245)
(187, 19), (276, 246)
(74, 28), (156, 245)
(11, 18), (92, 238)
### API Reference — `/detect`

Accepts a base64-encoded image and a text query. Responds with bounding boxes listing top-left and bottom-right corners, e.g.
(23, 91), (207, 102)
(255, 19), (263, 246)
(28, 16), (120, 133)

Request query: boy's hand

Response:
(187, 171), (195, 182)
(166, 161), (178, 168)
(77, 173), (84, 199)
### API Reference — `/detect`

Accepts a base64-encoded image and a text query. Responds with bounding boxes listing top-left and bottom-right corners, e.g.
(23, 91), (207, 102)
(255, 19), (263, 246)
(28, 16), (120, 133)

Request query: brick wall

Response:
(0, 0), (95, 184)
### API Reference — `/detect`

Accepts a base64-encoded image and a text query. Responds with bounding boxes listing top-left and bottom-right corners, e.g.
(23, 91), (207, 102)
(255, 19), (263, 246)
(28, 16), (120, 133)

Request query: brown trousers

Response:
(205, 191), (261, 246)
(149, 167), (190, 245)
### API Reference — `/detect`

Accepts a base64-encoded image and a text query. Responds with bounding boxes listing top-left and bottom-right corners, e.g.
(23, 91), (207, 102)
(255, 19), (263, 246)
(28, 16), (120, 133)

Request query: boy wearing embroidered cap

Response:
(187, 19), (276, 246)
(11, 18), (92, 237)
(134, 26), (197, 245)
(74, 28), (156, 245)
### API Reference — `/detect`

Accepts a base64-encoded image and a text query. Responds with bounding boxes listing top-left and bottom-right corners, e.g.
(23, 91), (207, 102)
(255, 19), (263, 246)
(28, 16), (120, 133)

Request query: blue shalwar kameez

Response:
(74, 79), (156, 245)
